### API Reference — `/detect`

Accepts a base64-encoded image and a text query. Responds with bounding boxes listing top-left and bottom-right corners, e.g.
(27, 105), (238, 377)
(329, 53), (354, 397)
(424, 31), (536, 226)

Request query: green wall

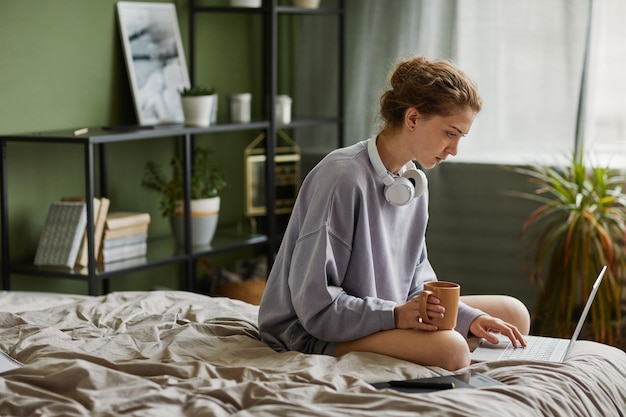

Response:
(0, 0), (265, 294)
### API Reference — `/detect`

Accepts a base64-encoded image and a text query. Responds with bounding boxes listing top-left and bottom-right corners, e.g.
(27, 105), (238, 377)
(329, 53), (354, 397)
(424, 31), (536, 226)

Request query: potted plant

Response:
(142, 146), (227, 247)
(510, 152), (626, 344)
(180, 86), (217, 127)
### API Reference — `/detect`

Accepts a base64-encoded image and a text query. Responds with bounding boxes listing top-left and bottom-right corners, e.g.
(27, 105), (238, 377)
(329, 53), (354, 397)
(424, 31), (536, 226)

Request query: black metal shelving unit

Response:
(0, 0), (344, 296)
(0, 124), (268, 296)
(187, 0), (345, 249)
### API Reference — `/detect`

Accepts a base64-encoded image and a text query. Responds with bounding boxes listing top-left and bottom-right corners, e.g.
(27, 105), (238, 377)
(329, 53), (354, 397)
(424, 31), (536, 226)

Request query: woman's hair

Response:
(379, 56), (482, 129)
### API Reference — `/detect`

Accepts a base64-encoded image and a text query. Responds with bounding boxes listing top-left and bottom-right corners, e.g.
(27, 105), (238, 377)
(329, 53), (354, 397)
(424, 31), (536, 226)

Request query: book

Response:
(97, 256), (147, 272)
(101, 233), (147, 249)
(92, 197), (111, 263)
(102, 223), (149, 240)
(105, 212), (151, 230)
(34, 201), (87, 267)
(61, 197), (111, 267)
(73, 198), (101, 267)
(99, 241), (147, 263)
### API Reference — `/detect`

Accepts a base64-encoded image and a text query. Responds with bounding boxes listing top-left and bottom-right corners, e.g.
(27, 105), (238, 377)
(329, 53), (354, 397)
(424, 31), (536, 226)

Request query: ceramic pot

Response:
(181, 95), (215, 127)
(230, 0), (262, 7)
(169, 197), (220, 247)
(294, 0), (320, 8)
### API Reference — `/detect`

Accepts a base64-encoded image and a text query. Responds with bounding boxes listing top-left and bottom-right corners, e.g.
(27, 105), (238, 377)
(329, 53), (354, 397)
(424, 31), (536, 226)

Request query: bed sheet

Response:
(0, 290), (624, 417)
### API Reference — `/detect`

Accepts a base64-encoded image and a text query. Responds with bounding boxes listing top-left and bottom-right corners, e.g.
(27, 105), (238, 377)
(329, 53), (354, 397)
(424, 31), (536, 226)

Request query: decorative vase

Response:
(181, 95), (215, 127)
(169, 197), (220, 247)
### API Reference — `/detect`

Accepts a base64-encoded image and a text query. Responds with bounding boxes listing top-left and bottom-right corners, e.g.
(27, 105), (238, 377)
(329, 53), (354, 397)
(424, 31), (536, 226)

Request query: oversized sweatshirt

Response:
(258, 139), (484, 353)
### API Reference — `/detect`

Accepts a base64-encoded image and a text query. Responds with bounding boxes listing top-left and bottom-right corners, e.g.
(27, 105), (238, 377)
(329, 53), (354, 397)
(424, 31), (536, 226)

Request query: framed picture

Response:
(244, 131), (301, 217)
(116, 2), (190, 125)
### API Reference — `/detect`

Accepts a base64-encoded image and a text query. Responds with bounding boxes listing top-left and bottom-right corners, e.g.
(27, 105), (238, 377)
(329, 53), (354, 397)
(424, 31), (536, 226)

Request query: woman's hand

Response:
(394, 294), (444, 331)
(469, 315), (527, 348)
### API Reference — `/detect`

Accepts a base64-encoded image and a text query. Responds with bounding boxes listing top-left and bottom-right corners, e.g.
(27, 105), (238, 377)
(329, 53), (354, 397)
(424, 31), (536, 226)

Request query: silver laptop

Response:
(471, 266), (607, 363)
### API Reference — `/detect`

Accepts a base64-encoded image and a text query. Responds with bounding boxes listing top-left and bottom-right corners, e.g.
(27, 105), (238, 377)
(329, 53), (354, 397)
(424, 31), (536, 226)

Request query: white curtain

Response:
(294, 1), (458, 155)
(583, 0), (626, 167)
(297, 0), (595, 166)
(343, 1), (458, 143)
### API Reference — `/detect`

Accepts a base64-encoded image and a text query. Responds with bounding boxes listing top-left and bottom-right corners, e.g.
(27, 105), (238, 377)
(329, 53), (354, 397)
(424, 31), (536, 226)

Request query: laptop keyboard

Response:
(500, 336), (559, 361)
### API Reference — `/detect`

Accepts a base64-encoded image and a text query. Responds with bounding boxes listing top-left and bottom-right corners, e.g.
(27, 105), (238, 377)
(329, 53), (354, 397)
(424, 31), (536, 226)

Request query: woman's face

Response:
(410, 107), (476, 169)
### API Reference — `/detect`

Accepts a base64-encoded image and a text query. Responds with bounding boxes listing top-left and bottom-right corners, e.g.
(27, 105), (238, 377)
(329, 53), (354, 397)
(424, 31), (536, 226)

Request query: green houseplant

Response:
(180, 86), (216, 97)
(180, 86), (217, 127)
(142, 146), (227, 246)
(510, 153), (626, 344)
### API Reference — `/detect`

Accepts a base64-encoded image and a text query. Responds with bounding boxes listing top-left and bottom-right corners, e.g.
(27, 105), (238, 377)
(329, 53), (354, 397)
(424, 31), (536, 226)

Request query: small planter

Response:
(170, 197), (220, 247)
(230, 0), (262, 7)
(294, 0), (320, 8)
(181, 95), (216, 127)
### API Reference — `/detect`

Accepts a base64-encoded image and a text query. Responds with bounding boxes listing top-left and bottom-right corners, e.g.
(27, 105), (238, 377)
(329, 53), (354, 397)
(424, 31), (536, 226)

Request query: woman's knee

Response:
(436, 330), (471, 371)
(502, 296), (531, 334)
(462, 294), (531, 335)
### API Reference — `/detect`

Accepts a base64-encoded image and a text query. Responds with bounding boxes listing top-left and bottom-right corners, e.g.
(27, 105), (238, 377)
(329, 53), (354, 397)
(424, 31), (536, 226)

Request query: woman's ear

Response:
(405, 107), (420, 130)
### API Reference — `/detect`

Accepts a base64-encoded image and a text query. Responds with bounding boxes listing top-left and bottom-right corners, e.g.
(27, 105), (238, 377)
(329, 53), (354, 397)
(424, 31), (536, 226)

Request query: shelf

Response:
(2, 121), (271, 144)
(10, 230), (268, 281)
(0, 122), (272, 295)
(279, 117), (342, 129)
(191, 5), (342, 16)
(0, 119), (342, 144)
(275, 6), (343, 15)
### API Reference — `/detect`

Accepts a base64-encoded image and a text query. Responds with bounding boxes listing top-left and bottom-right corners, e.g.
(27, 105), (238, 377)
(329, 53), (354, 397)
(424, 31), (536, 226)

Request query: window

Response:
(452, 1), (588, 165)
(343, 1), (626, 168)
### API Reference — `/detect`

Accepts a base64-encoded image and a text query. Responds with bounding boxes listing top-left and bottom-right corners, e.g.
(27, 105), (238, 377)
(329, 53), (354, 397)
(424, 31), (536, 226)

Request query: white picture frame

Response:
(116, 2), (190, 125)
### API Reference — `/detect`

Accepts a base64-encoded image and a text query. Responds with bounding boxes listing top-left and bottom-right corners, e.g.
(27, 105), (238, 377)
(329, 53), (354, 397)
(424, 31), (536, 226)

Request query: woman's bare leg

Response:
(461, 295), (531, 335)
(335, 328), (470, 371)
(334, 295), (529, 370)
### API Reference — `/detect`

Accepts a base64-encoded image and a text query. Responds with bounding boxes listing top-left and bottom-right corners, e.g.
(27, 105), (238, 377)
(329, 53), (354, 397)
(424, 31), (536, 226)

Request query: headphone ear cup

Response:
(402, 169), (428, 198)
(384, 177), (415, 206)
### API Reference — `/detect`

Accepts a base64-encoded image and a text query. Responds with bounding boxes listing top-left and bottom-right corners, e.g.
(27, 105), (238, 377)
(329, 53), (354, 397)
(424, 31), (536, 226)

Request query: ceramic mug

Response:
(419, 281), (460, 330)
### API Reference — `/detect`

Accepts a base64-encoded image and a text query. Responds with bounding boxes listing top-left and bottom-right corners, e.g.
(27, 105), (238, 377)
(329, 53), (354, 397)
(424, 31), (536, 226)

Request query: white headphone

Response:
(367, 137), (428, 206)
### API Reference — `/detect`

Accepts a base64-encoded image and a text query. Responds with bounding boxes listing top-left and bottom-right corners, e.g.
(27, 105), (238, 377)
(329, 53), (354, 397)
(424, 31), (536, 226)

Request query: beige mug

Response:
(419, 281), (460, 330)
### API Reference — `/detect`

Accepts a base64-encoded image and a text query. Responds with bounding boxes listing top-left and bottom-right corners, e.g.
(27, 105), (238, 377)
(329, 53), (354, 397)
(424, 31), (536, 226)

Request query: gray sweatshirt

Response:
(258, 139), (484, 353)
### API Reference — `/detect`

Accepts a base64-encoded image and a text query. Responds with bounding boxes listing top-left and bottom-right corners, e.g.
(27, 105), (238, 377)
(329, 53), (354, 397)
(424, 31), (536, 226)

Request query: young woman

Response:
(258, 56), (530, 371)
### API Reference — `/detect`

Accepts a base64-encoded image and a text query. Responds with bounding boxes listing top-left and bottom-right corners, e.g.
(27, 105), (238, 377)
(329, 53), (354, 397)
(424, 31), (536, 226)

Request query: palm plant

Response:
(510, 152), (626, 344)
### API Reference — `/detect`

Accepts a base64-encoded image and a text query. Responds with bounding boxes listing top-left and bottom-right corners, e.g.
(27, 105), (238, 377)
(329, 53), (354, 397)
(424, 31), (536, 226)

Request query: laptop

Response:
(470, 265), (607, 363)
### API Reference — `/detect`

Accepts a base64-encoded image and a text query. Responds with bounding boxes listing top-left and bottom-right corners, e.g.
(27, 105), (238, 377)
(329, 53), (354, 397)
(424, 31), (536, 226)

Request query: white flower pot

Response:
(170, 197), (220, 247)
(230, 0), (262, 7)
(181, 95), (215, 127)
(294, 0), (320, 8)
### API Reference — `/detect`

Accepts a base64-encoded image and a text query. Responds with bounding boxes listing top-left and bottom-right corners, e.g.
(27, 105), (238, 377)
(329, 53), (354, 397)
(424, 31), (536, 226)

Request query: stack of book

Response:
(98, 212), (151, 266)
(34, 200), (151, 270)
(34, 197), (111, 268)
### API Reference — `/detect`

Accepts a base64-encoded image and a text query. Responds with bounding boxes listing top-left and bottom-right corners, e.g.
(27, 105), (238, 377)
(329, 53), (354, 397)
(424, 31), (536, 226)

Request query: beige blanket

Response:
(0, 290), (624, 416)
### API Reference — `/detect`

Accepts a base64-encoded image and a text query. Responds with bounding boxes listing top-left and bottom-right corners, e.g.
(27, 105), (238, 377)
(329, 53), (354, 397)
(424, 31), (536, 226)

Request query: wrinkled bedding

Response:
(0, 290), (624, 416)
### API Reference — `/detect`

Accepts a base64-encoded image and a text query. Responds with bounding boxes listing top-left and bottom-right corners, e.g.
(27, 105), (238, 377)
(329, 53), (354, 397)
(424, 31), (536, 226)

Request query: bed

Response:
(0, 290), (625, 416)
